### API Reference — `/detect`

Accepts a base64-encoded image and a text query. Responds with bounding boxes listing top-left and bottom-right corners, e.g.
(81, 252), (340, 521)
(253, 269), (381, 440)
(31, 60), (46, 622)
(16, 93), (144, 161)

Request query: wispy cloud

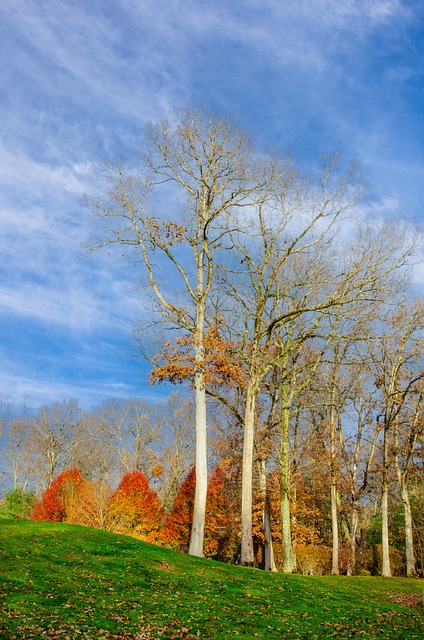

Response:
(0, 0), (422, 408)
(0, 367), (158, 410)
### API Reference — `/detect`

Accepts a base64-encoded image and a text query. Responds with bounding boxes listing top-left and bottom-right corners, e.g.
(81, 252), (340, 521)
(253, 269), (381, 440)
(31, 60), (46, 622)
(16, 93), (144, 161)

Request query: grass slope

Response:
(0, 518), (423, 639)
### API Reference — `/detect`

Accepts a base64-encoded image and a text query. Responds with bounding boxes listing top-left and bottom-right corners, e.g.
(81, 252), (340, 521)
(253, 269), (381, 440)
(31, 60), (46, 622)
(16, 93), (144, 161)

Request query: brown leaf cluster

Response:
(151, 324), (245, 388)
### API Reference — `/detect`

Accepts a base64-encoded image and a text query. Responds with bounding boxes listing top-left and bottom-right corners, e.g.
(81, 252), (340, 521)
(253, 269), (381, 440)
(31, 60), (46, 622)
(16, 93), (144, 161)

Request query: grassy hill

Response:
(0, 518), (423, 639)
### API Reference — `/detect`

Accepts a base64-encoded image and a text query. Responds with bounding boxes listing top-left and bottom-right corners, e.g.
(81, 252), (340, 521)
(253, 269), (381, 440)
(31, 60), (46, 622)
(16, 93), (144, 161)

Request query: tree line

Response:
(1, 107), (423, 577)
(0, 375), (422, 577)
(0, 393), (194, 509)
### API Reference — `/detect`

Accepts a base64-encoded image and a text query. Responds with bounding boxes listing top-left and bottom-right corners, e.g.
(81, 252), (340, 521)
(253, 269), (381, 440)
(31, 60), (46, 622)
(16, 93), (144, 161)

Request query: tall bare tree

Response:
(225, 194), (418, 568)
(364, 298), (424, 577)
(154, 393), (195, 511)
(393, 380), (424, 577)
(86, 107), (285, 556)
(73, 410), (118, 486)
(223, 157), (392, 566)
(31, 400), (81, 491)
(96, 400), (160, 480)
(1, 403), (38, 491)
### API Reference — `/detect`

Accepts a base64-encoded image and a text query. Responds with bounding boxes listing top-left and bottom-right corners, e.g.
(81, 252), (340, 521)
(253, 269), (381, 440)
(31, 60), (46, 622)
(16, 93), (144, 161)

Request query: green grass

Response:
(0, 518), (423, 639)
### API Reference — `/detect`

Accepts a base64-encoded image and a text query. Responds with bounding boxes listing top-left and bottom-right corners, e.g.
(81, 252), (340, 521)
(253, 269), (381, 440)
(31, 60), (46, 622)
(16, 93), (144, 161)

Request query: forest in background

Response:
(1, 336), (423, 579)
(1, 109), (423, 579)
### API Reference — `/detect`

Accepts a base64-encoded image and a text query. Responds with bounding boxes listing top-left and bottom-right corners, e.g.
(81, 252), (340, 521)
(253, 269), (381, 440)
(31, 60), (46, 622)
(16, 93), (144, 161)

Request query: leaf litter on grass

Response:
(1, 520), (423, 639)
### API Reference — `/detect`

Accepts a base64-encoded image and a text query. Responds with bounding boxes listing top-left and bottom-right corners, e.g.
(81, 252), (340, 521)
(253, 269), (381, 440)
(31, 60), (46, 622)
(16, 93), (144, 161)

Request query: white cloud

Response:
(0, 145), (93, 206)
(0, 368), (159, 410)
(0, 0), (422, 409)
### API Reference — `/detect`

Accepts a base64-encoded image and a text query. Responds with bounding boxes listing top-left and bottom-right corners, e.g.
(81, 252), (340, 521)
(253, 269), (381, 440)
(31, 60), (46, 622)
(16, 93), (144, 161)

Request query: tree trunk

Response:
(349, 500), (359, 576)
(240, 378), (259, 565)
(329, 404), (339, 575)
(381, 483), (391, 577)
(394, 420), (417, 578)
(330, 482), (339, 575)
(401, 479), (416, 577)
(258, 458), (276, 571)
(189, 307), (208, 557)
(263, 496), (276, 571)
(381, 428), (391, 577)
(188, 372), (207, 556)
(280, 388), (295, 573)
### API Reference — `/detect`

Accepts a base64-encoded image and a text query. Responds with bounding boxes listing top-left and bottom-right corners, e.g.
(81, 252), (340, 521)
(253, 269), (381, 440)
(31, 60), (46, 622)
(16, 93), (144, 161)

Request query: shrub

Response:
(66, 480), (112, 530)
(161, 467), (195, 552)
(295, 544), (331, 575)
(106, 470), (162, 541)
(204, 465), (237, 562)
(31, 469), (85, 522)
(161, 466), (239, 561)
(4, 488), (37, 519)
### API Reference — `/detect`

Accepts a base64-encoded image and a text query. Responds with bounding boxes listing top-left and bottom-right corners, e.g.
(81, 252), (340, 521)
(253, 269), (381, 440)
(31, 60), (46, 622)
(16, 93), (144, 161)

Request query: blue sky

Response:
(1, 0), (424, 409)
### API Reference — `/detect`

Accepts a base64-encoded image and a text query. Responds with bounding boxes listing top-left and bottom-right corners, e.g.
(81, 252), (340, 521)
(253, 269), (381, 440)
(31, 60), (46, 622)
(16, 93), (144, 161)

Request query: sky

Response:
(1, 0), (424, 410)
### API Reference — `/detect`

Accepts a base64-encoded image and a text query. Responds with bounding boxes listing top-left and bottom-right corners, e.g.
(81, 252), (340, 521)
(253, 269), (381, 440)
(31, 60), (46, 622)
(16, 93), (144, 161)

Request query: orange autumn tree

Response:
(151, 322), (245, 389)
(204, 464), (238, 561)
(106, 470), (162, 541)
(162, 465), (236, 561)
(161, 466), (196, 551)
(249, 467), (332, 571)
(31, 468), (85, 522)
(66, 480), (112, 530)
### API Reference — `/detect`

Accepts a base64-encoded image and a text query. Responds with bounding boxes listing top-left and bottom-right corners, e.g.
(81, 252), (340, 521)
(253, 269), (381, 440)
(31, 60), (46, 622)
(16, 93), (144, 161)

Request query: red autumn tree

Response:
(106, 470), (162, 541)
(161, 465), (236, 561)
(31, 468), (85, 522)
(161, 467), (196, 552)
(204, 465), (237, 561)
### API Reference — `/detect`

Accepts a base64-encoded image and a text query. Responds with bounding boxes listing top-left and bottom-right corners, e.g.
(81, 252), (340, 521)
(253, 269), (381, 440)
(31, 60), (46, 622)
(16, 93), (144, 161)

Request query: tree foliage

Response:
(106, 470), (162, 541)
(31, 468), (85, 522)
(3, 488), (37, 520)
(161, 465), (236, 561)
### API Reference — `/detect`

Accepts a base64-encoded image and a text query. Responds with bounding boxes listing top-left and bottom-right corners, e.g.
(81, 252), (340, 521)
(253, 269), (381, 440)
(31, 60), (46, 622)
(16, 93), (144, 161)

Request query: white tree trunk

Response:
(401, 480), (416, 577)
(188, 372), (207, 556)
(381, 482), (391, 577)
(381, 427), (391, 577)
(329, 404), (339, 575)
(280, 400), (295, 573)
(240, 380), (258, 565)
(330, 483), (339, 575)
(348, 501), (359, 576)
(189, 299), (208, 557)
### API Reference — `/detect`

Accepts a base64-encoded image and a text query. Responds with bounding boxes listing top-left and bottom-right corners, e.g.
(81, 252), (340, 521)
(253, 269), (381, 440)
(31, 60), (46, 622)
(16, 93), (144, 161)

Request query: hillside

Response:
(0, 518), (423, 639)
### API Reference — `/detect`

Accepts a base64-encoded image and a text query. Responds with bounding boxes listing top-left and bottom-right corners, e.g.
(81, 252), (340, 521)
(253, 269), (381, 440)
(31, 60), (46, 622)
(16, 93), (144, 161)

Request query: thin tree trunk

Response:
(381, 483), (391, 577)
(240, 378), (259, 566)
(349, 500), (359, 576)
(329, 402), (340, 575)
(381, 425), (391, 577)
(280, 380), (295, 573)
(330, 482), (339, 575)
(258, 458), (276, 571)
(263, 496), (276, 571)
(393, 416), (417, 578)
(401, 479), (416, 577)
